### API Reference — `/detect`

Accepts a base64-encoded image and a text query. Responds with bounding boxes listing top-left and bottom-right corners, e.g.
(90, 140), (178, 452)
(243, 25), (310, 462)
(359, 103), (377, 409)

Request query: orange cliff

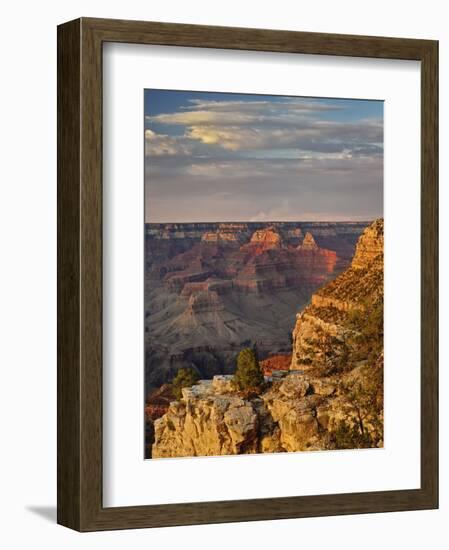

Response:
(291, 218), (384, 372)
(239, 226), (283, 255)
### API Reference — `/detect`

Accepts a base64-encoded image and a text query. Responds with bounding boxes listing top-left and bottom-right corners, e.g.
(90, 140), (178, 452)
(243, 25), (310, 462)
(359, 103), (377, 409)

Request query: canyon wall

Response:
(291, 218), (383, 372)
(150, 220), (384, 457)
(145, 221), (369, 392)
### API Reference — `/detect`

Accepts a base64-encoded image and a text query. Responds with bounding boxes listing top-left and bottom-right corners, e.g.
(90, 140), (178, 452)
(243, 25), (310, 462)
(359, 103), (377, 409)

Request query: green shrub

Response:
(233, 348), (264, 391)
(346, 299), (383, 364)
(172, 367), (200, 400)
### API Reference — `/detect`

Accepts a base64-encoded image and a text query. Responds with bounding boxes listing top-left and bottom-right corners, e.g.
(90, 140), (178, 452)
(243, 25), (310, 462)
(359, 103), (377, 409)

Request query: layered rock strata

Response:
(150, 220), (384, 457)
(145, 221), (369, 392)
(291, 219), (383, 372)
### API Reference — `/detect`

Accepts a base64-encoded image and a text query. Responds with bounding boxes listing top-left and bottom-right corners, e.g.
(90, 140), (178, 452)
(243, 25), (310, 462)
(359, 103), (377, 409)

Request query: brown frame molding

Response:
(57, 17), (438, 531)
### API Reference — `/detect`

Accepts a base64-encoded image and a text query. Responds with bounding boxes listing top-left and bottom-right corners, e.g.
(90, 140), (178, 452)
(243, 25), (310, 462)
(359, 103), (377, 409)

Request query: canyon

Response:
(149, 219), (384, 458)
(145, 221), (369, 394)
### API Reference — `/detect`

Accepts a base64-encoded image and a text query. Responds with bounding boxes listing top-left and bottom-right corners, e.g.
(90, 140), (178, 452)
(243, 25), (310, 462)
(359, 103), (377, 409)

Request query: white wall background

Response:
(0, 0), (446, 548)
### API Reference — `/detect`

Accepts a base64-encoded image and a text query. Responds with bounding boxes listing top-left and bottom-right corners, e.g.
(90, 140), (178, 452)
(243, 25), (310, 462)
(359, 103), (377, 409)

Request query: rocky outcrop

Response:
(152, 363), (382, 458)
(241, 227), (283, 254)
(153, 378), (259, 457)
(351, 218), (383, 270)
(291, 219), (383, 372)
(299, 232), (318, 250)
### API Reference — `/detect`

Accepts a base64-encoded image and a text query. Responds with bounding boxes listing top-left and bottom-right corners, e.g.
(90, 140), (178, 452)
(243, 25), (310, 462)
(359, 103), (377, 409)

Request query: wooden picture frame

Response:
(57, 17), (438, 531)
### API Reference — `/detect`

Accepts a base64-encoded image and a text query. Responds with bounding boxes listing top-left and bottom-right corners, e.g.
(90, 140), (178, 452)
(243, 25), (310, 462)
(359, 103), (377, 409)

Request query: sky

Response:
(144, 89), (383, 223)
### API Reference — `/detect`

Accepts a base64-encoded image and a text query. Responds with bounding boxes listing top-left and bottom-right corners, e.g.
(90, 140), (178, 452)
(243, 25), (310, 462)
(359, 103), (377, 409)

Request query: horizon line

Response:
(145, 218), (379, 224)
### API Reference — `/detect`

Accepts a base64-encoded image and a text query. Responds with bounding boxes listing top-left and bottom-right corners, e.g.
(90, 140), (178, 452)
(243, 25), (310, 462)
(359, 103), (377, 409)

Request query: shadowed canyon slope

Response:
(150, 219), (384, 458)
(145, 221), (369, 392)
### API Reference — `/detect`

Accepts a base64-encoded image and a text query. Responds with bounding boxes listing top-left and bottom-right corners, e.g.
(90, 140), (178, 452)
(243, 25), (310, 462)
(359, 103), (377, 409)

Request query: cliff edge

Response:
(151, 219), (384, 457)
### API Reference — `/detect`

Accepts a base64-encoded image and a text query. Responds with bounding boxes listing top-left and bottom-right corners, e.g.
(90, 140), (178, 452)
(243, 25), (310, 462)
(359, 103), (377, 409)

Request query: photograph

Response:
(143, 89), (384, 459)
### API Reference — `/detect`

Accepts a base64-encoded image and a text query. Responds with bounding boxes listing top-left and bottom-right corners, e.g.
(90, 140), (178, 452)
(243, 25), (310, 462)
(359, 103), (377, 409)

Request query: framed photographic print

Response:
(57, 17), (438, 531)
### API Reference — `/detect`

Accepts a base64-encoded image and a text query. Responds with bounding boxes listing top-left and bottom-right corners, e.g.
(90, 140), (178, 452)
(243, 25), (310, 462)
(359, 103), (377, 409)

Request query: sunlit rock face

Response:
(291, 219), (383, 373)
(351, 218), (384, 270)
(151, 374), (322, 458)
(152, 363), (382, 458)
(299, 232), (318, 250)
(245, 226), (283, 252)
(152, 377), (259, 458)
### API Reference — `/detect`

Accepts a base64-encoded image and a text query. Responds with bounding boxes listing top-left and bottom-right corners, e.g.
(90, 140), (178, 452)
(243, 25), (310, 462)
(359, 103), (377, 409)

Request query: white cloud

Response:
(145, 98), (382, 156)
(144, 129), (193, 156)
(144, 95), (383, 221)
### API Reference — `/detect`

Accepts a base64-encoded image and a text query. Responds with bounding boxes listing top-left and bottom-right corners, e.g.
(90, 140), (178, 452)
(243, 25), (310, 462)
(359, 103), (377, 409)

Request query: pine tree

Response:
(171, 367), (200, 400)
(233, 348), (264, 390)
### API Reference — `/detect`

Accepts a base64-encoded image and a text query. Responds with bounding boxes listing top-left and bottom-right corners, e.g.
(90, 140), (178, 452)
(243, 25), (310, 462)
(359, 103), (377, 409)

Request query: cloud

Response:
(184, 122), (382, 153)
(147, 98), (345, 128)
(144, 94), (383, 222)
(187, 98), (345, 112)
(144, 129), (193, 156)
(147, 110), (256, 127)
(145, 98), (382, 157)
(145, 155), (383, 222)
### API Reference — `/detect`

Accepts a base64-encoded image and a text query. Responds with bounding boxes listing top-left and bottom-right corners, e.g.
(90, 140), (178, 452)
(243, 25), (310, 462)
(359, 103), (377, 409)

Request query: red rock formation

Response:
(260, 354), (292, 376)
(151, 225), (351, 297)
(294, 246), (337, 286)
(227, 229), (336, 293)
(240, 227), (283, 255)
(145, 384), (175, 421)
(299, 232), (318, 250)
(294, 232), (337, 284)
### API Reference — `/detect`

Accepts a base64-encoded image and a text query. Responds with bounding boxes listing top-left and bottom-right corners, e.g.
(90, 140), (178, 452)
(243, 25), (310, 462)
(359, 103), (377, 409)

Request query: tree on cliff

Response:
(172, 367), (200, 400)
(347, 299), (383, 363)
(233, 348), (264, 391)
